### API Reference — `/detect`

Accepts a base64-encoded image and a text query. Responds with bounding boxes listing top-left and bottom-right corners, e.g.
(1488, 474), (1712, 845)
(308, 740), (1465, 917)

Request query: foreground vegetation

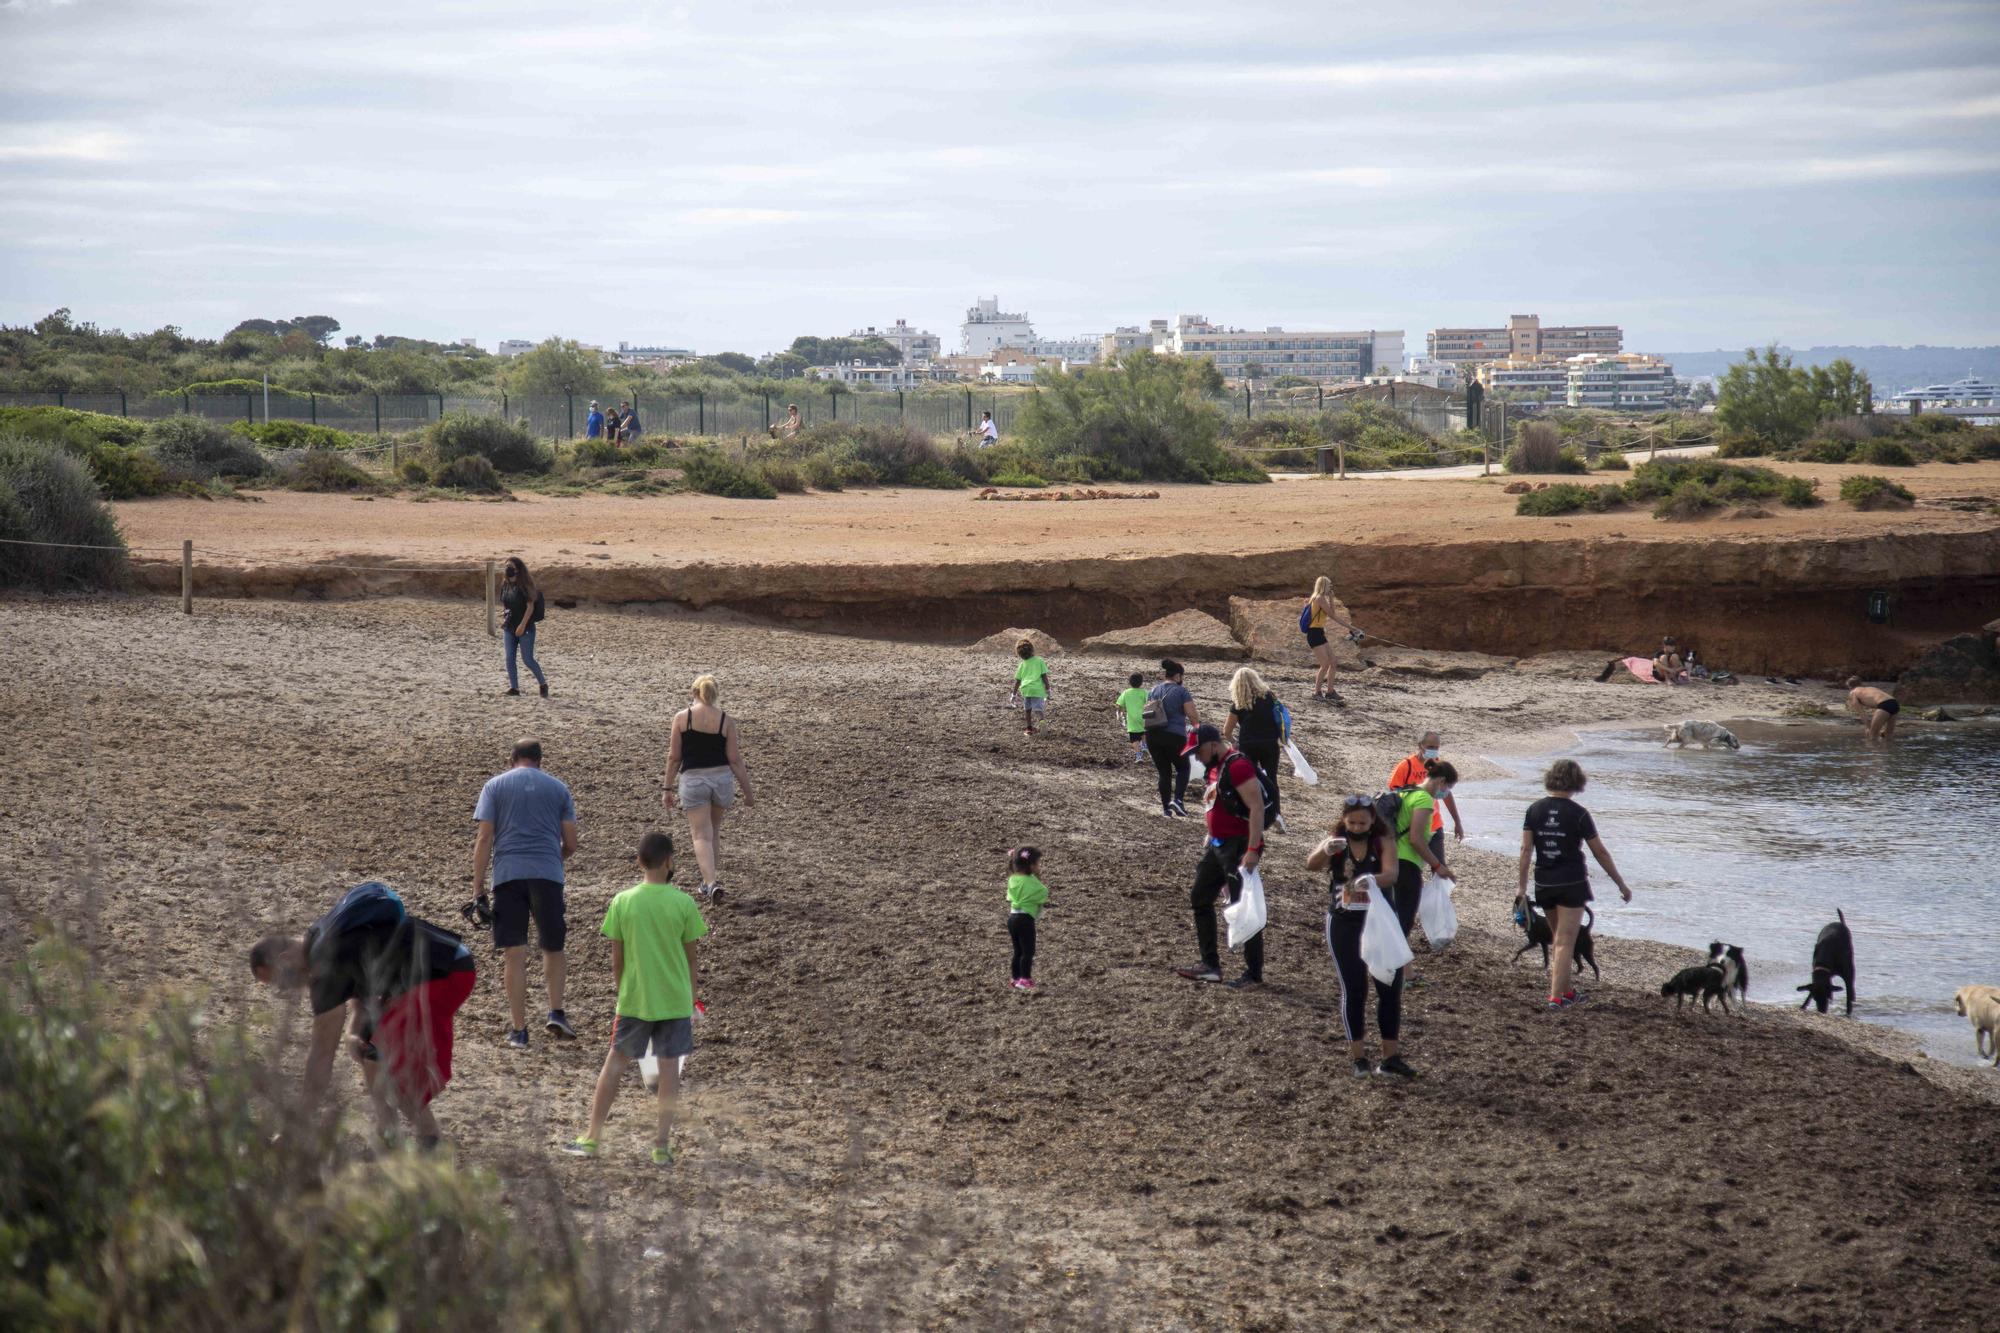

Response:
(1514, 457), (1822, 519)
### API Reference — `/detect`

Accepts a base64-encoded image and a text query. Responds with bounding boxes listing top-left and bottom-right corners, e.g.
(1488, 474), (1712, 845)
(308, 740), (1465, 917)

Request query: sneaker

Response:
(561, 1137), (601, 1158)
(706, 883), (726, 905)
(1169, 800), (1189, 818)
(1273, 813), (1289, 834)
(1375, 1055), (1417, 1079)
(1161, 805), (1177, 819)
(1325, 689), (1346, 707)
(1544, 997), (1566, 1013)
(1131, 751), (1146, 764)
(505, 1028), (529, 1049)
(1226, 975), (1263, 990)
(1352, 1058), (1373, 1079)
(538, 681), (549, 698)
(416, 1134), (443, 1154)
(1563, 989), (1588, 1007)
(1018, 978), (1036, 992)
(503, 687), (521, 696)
(650, 1144), (676, 1166)
(1175, 963), (1223, 983)
(545, 1010), (575, 1040)
(1009, 977), (1027, 990)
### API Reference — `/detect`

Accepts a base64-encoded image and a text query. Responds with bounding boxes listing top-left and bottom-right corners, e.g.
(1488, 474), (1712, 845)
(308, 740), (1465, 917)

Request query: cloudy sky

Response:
(2, 0), (1996, 356)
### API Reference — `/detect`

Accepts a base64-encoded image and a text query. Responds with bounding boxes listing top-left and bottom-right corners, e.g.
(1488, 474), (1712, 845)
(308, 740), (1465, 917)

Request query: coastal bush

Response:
(427, 412), (549, 474)
(568, 436), (624, 468)
(1856, 439), (1916, 467)
(754, 459), (807, 493)
(432, 453), (506, 493)
(1228, 416), (1320, 470)
(1014, 354), (1263, 482)
(0, 436), (127, 589)
(1593, 450), (1629, 471)
(0, 405), (148, 452)
(276, 449), (378, 493)
(399, 458), (431, 485)
(1653, 479), (1721, 520)
(989, 471), (1048, 488)
(1780, 476), (1821, 506)
(1839, 474), (1915, 510)
(146, 414), (268, 481)
(1515, 482), (1629, 517)
(1503, 423), (1586, 475)
(1624, 457), (1785, 504)
(231, 420), (358, 450)
(679, 444), (776, 499)
(752, 423), (970, 490)
(1713, 435), (1769, 459)
(801, 455), (843, 490)
(1794, 436), (1854, 464)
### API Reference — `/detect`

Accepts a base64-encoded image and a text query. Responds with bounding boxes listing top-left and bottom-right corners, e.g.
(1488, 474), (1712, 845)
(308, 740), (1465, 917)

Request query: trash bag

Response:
(1359, 874), (1413, 984)
(1224, 866), (1267, 949)
(640, 1054), (688, 1093)
(1418, 874), (1459, 952)
(1285, 738), (1320, 786)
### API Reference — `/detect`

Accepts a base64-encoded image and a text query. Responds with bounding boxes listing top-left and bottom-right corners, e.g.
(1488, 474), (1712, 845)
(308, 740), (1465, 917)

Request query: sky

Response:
(2, 0), (1997, 358)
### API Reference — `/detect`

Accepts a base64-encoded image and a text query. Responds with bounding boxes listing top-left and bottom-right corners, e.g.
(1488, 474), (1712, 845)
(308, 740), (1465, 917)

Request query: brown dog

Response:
(1954, 985), (2000, 1067)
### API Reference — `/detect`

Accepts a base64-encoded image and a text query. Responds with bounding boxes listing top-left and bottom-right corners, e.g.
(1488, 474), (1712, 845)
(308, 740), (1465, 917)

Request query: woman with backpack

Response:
(499, 556), (547, 697)
(1141, 659), (1200, 818)
(1222, 666), (1285, 828)
(1307, 796), (1412, 1078)
(1393, 761), (1457, 946)
(1301, 575), (1357, 705)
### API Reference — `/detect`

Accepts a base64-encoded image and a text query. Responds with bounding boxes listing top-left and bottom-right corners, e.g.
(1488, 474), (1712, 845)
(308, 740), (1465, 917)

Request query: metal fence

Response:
(0, 388), (1029, 441)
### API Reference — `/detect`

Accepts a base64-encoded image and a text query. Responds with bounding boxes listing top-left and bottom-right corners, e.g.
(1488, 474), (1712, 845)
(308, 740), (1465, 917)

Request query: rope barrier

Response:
(0, 535), (484, 573)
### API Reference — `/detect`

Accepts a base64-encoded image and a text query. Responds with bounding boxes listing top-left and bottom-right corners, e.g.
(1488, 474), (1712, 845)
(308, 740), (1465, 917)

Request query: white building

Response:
(850, 319), (941, 366)
(1564, 353), (1675, 408)
(1476, 358), (1571, 401)
(1401, 357), (1462, 391)
(1100, 320), (1173, 362)
(816, 361), (924, 389)
(495, 339), (535, 359)
(961, 296), (1037, 357)
(1030, 335), (1099, 364)
(1165, 315), (1403, 383)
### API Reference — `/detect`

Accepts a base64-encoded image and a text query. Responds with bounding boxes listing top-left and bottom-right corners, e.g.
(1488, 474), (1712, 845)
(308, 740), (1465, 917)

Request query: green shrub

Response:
(989, 471), (1048, 488)
(1856, 438), (1916, 467)
(755, 459), (807, 493)
(147, 415), (268, 480)
(1839, 474), (1915, 509)
(0, 436), (127, 589)
(0, 405), (148, 452)
(89, 445), (173, 499)
(432, 453), (506, 493)
(839, 460), (880, 487)
(1654, 480), (1721, 520)
(1013, 354), (1254, 482)
(802, 455), (843, 490)
(679, 445), (776, 499)
(1779, 475), (1820, 506)
(1516, 483), (1592, 516)
(1713, 436), (1769, 459)
(230, 420), (358, 450)
(1794, 436), (1855, 464)
(1624, 457), (1784, 503)
(427, 412), (549, 474)
(567, 436), (624, 469)
(1592, 450), (1629, 471)
(755, 423), (972, 489)
(1503, 422), (1584, 474)
(277, 450), (378, 492)
(399, 458), (431, 485)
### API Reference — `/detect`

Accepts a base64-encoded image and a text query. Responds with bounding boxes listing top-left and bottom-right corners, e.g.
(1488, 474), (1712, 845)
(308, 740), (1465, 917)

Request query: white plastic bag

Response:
(1224, 866), (1267, 949)
(1284, 739), (1320, 786)
(1359, 874), (1413, 983)
(640, 1054), (687, 1093)
(1418, 874), (1459, 952)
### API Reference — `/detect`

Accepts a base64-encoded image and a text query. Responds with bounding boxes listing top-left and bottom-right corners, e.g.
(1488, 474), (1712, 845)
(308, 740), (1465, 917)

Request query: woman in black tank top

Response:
(663, 674), (756, 902)
(1306, 799), (1414, 1079)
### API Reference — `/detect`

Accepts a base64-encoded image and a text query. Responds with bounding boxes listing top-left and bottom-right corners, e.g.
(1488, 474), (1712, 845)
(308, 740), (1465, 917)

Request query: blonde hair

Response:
(690, 674), (719, 706)
(1312, 575), (1333, 601)
(1229, 667), (1270, 711)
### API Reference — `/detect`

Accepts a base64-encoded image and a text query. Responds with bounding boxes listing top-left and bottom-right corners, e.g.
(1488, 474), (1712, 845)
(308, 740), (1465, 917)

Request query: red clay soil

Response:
(5, 596), (1996, 1329)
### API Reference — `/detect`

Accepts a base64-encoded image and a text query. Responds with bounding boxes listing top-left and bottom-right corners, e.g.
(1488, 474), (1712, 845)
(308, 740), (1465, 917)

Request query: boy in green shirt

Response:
(1115, 671), (1148, 764)
(1010, 637), (1051, 736)
(563, 832), (708, 1165)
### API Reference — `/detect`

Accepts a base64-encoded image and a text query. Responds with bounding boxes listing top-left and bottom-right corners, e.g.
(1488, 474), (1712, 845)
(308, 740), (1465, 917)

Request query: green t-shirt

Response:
(1395, 789), (1436, 865)
(1007, 872), (1049, 918)
(1016, 656), (1049, 699)
(1115, 686), (1148, 732)
(601, 880), (709, 1020)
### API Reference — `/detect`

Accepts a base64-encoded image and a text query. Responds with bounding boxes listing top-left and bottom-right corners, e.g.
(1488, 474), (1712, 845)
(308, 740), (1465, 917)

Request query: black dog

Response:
(1662, 963), (1730, 1013)
(1798, 910), (1856, 1015)
(1513, 903), (1598, 979)
(1707, 941), (1750, 1013)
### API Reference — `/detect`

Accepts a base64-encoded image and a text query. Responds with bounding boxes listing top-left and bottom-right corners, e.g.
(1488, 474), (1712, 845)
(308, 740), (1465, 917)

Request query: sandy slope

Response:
(4, 595), (1995, 1329)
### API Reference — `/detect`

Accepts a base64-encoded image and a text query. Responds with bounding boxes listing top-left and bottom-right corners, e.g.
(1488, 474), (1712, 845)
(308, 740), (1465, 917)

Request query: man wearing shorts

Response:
(250, 881), (476, 1149)
(1845, 677), (1901, 741)
(563, 832), (708, 1165)
(472, 737), (579, 1048)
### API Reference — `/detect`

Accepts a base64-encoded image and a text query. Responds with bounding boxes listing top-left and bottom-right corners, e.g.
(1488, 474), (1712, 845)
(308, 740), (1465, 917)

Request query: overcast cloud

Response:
(1, 0), (1996, 354)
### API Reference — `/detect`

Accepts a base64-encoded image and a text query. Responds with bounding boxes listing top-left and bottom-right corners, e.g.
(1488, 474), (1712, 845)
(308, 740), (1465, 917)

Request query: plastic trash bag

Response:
(1284, 739), (1320, 786)
(1224, 867), (1267, 949)
(1418, 874), (1459, 952)
(640, 1054), (687, 1093)
(1359, 874), (1413, 984)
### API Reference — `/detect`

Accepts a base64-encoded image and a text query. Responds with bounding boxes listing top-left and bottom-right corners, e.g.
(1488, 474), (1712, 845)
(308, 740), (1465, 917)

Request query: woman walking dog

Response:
(663, 674), (756, 902)
(1515, 759), (1633, 1011)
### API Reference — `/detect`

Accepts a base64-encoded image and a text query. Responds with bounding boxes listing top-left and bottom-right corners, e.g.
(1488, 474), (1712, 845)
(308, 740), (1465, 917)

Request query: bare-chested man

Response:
(1845, 677), (1900, 740)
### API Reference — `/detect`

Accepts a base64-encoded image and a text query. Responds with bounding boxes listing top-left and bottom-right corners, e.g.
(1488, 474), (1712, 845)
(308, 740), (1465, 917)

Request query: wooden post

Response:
(1337, 441), (1347, 480)
(485, 560), (497, 637)
(180, 540), (193, 615)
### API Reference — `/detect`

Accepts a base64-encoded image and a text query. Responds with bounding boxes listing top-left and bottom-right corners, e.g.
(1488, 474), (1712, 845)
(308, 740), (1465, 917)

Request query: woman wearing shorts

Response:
(1515, 759), (1632, 1011)
(1303, 575), (1354, 705)
(1308, 796), (1413, 1078)
(663, 674), (756, 902)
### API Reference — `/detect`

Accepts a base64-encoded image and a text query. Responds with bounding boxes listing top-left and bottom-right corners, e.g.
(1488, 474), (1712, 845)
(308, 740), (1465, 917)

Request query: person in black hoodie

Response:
(500, 556), (548, 697)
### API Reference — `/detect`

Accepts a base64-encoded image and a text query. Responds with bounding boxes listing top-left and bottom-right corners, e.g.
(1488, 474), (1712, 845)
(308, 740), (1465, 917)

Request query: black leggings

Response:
(1240, 739), (1281, 817)
(1146, 728), (1191, 808)
(1326, 909), (1403, 1042)
(1008, 911), (1037, 981)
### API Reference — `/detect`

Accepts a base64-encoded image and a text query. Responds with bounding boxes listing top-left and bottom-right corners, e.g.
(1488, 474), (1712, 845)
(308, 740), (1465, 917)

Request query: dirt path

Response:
(6, 596), (1995, 1329)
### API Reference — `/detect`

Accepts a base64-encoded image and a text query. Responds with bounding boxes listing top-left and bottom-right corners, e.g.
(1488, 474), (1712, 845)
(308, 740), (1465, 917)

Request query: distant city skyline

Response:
(3, 0), (1997, 353)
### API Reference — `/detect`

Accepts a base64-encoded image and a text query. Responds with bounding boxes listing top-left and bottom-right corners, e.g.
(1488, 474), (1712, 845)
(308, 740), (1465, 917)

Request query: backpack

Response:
(1298, 600), (1314, 633)
(1141, 682), (1174, 729)
(530, 591), (547, 625)
(1371, 790), (1409, 834)
(1214, 751), (1279, 830)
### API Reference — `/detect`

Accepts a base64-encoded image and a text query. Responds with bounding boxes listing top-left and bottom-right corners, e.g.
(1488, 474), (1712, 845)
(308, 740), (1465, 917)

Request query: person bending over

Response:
(1845, 677), (1900, 741)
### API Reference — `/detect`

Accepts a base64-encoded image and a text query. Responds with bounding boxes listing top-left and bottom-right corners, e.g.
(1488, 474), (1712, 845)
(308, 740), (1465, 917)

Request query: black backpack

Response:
(530, 591), (546, 625)
(1214, 750), (1279, 829)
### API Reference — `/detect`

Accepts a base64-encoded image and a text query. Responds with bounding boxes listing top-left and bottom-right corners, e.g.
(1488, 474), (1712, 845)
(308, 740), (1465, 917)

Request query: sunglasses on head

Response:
(1341, 794), (1372, 809)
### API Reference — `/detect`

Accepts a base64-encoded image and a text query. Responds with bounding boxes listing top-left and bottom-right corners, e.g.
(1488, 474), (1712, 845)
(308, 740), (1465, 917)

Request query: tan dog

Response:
(1953, 985), (2000, 1066)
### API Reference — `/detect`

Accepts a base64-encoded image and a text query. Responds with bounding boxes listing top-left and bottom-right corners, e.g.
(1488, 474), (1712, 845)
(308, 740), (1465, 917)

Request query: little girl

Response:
(1005, 846), (1048, 991)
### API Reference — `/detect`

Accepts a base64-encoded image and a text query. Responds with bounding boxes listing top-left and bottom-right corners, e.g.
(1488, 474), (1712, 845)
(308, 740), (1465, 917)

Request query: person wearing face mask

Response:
(1389, 730), (1464, 866)
(1307, 796), (1413, 1078)
(1392, 760), (1456, 964)
(499, 556), (548, 697)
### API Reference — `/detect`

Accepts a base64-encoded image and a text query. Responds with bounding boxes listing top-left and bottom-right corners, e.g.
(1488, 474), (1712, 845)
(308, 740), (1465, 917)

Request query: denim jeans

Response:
(505, 625), (545, 691)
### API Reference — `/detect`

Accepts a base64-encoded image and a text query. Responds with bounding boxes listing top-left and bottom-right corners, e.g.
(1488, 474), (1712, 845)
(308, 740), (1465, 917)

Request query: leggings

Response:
(1326, 909), (1402, 1041)
(1007, 911), (1037, 981)
(1146, 728), (1191, 808)
(1240, 739), (1281, 817)
(505, 625), (545, 691)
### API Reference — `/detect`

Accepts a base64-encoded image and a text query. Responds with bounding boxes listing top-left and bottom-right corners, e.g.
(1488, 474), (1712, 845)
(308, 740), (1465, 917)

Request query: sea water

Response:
(1452, 721), (2000, 1065)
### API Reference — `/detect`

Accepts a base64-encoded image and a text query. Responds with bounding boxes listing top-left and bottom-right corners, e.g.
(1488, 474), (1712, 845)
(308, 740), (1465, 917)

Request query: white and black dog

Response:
(1664, 720), (1741, 750)
(1707, 941), (1750, 1014)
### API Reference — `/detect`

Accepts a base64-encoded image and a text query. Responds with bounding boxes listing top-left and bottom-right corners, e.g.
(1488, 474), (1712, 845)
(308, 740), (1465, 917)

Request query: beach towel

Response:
(1621, 656), (1664, 684)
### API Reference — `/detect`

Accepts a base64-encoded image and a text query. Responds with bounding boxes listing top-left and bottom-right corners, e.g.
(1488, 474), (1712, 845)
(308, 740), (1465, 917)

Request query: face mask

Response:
(1421, 747), (1439, 760)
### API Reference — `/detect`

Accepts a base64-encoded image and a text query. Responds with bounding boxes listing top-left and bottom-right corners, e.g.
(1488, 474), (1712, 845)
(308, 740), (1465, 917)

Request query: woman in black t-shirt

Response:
(1516, 759), (1632, 1011)
(499, 556), (547, 697)
(1308, 797), (1414, 1078)
(1222, 666), (1284, 824)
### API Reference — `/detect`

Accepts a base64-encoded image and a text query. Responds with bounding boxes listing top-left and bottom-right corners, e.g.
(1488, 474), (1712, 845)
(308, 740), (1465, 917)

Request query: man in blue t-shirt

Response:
(472, 737), (579, 1048)
(585, 401), (605, 439)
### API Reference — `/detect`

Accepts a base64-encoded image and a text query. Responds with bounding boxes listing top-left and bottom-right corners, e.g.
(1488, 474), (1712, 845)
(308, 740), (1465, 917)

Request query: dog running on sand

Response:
(1707, 941), (1750, 1014)
(1663, 721), (1741, 750)
(1662, 962), (1731, 1013)
(1954, 985), (2000, 1067)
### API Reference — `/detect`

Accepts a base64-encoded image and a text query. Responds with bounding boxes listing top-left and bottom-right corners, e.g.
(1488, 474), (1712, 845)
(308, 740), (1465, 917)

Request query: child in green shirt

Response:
(1006, 846), (1049, 990)
(563, 832), (709, 1165)
(1115, 671), (1148, 764)
(1010, 638), (1051, 737)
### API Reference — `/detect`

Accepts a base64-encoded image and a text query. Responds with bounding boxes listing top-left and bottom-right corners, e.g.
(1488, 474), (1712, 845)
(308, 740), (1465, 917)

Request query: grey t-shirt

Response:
(474, 766), (576, 886)
(1148, 680), (1194, 737)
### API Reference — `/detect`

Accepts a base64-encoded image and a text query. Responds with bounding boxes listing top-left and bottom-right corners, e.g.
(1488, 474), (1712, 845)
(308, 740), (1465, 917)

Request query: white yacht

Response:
(1884, 375), (2000, 410)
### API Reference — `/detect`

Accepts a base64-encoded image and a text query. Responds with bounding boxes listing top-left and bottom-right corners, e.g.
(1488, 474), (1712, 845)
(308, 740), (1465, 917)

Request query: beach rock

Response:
(1920, 707), (1954, 722)
(972, 627), (1066, 656)
(1896, 632), (2000, 705)
(1503, 482), (1532, 494)
(1227, 595), (1362, 668)
(1082, 610), (1245, 661)
(1367, 648), (1517, 680)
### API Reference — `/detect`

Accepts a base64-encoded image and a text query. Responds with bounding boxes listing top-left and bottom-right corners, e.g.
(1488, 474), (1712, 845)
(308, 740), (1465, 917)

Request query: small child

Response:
(1115, 671), (1148, 764)
(1006, 846), (1048, 990)
(563, 832), (708, 1165)
(1010, 638), (1051, 736)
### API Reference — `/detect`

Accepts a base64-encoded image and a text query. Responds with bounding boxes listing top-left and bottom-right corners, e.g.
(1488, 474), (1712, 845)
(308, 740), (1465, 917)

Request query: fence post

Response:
(1244, 385), (1251, 419)
(830, 390), (837, 422)
(502, 392), (509, 422)
(1338, 440), (1347, 480)
(567, 393), (575, 438)
(966, 389), (973, 430)
(57, 390), (64, 408)
(181, 540), (193, 615)
(764, 394), (771, 432)
(699, 392), (705, 435)
(244, 392), (253, 424)
(898, 389), (905, 424)
(1317, 385), (1323, 413)
(182, 391), (190, 416)
(486, 560), (497, 637)
(120, 390), (127, 417)
(391, 436), (399, 471)
(374, 394), (381, 434)
(1649, 429), (1657, 462)
(310, 392), (317, 424)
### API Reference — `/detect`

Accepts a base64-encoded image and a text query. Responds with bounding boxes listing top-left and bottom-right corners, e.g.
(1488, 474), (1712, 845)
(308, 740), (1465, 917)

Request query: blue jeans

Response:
(505, 625), (545, 691)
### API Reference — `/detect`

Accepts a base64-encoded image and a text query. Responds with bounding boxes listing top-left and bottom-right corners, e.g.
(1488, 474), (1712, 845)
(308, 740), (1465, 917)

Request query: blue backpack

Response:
(1298, 600), (1314, 633)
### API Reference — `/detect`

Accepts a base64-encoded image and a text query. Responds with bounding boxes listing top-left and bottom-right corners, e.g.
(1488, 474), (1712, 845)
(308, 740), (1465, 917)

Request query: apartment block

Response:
(1100, 320), (1173, 362)
(1428, 314), (1621, 366)
(1564, 353), (1675, 408)
(850, 319), (941, 366)
(1167, 315), (1403, 382)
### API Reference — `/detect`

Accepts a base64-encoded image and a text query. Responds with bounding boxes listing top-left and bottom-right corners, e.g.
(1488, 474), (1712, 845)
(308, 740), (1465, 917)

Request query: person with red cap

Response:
(1173, 723), (1270, 989)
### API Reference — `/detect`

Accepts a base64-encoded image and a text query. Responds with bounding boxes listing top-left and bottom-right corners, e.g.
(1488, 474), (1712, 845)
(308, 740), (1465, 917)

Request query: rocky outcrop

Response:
(1227, 595), (1362, 668)
(1897, 633), (2000, 704)
(972, 627), (1066, 656)
(1082, 610), (1245, 660)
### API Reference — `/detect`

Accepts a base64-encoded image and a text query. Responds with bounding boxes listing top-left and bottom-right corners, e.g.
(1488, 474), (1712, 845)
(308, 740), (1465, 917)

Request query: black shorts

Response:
(1128, 730), (1145, 743)
(1534, 880), (1594, 911)
(1305, 627), (1329, 648)
(493, 878), (567, 951)
(1877, 698), (1900, 716)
